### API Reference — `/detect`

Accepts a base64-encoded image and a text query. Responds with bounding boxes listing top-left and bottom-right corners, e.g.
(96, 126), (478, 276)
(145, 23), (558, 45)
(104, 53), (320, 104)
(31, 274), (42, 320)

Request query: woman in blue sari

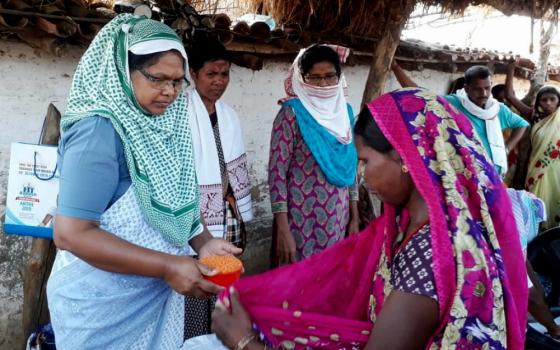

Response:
(47, 15), (240, 349)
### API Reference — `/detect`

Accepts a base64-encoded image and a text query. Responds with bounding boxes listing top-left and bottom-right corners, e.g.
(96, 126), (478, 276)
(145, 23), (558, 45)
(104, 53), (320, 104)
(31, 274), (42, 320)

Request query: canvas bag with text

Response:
(4, 142), (58, 239)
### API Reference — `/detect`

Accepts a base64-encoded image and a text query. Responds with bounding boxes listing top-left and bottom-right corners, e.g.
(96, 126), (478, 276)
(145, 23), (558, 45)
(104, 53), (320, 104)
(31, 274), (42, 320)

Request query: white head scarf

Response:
(283, 45), (352, 144)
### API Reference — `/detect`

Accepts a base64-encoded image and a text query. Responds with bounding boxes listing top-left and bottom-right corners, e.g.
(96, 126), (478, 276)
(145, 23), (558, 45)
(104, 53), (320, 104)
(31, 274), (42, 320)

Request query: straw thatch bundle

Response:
(246, 0), (560, 38)
(246, 0), (413, 38)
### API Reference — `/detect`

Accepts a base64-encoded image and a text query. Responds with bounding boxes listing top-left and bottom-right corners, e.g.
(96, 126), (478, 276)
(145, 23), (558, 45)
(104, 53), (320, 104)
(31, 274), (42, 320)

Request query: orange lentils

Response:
(200, 255), (243, 274)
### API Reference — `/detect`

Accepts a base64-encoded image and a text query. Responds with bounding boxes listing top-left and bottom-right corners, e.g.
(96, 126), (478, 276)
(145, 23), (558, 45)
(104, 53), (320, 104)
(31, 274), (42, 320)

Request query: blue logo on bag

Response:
(16, 183), (39, 211)
(20, 184), (36, 197)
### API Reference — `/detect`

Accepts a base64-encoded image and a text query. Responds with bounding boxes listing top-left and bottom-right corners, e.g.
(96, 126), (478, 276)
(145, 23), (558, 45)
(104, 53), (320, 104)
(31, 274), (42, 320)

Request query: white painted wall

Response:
(0, 40), (463, 348)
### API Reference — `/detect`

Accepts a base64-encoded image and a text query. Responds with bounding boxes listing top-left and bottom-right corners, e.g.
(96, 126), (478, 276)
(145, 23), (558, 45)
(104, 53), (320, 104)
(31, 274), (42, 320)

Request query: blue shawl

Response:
(284, 98), (357, 187)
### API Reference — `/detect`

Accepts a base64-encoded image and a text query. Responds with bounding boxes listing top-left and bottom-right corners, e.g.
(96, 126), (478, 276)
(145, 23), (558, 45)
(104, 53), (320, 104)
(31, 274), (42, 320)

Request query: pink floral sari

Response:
(225, 88), (527, 349)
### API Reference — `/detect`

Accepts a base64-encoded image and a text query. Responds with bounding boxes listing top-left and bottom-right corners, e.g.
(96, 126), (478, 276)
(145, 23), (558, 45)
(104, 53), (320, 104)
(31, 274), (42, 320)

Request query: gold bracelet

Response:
(235, 332), (256, 350)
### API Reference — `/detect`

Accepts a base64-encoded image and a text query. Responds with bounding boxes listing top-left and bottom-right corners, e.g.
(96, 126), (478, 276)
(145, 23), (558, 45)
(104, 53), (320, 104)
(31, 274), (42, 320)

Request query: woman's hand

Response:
(503, 58), (533, 119)
(347, 200), (360, 236)
(162, 255), (223, 298)
(276, 221), (297, 265)
(212, 288), (254, 349)
(347, 217), (360, 236)
(198, 238), (243, 259)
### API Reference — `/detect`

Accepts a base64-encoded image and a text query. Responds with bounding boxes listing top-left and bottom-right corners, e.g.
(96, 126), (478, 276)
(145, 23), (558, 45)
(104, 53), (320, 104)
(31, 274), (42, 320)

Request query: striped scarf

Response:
(61, 14), (200, 246)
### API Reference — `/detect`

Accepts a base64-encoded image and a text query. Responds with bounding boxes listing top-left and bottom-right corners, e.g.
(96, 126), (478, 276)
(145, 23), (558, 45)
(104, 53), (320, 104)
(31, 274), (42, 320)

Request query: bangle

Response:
(235, 332), (256, 350)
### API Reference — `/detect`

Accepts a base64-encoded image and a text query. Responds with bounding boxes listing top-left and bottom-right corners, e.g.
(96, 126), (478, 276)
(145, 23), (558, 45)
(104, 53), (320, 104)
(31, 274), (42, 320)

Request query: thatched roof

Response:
(2, 0), (559, 55)
(247, 1), (560, 38)
(1, 0), (560, 79)
(2, 0), (559, 48)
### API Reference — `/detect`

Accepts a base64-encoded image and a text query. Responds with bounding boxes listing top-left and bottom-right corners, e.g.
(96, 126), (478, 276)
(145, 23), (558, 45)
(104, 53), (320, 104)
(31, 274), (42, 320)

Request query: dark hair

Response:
(448, 77), (465, 94)
(535, 86), (560, 111)
(128, 49), (184, 72)
(188, 35), (230, 72)
(354, 107), (393, 153)
(299, 45), (342, 77)
(464, 65), (491, 85)
(491, 84), (505, 97)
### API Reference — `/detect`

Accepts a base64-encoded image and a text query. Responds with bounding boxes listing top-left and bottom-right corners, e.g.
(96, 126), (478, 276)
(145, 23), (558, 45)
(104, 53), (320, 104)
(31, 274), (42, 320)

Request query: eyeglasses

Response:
(303, 73), (339, 85)
(138, 69), (190, 91)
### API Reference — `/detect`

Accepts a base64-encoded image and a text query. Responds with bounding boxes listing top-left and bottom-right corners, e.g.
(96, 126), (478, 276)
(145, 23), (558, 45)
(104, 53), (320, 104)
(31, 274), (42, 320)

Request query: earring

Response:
(401, 165), (409, 173)
(359, 161), (366, 179)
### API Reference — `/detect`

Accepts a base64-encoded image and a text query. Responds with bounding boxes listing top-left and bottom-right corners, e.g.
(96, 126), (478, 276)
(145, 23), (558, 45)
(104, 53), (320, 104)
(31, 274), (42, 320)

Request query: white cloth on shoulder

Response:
(187, 89), (253, 237)
(456, 88), (507, 175)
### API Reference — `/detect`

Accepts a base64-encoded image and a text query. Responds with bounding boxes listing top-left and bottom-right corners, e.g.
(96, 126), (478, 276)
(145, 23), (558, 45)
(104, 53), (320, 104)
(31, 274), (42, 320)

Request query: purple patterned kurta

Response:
(268, 105), (358, 260)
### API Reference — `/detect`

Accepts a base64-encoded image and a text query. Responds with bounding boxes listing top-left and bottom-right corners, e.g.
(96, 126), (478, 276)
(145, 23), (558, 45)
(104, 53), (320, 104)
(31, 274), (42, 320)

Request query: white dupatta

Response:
(187, 89), (253, 236)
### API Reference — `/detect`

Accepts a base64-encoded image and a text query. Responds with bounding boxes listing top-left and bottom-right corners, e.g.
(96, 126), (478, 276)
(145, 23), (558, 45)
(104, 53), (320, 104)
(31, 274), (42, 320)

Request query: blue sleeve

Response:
(443, 95), (455, 102)
(443, 95), (461, 109)
(444, 94), (457, 103)
(499, 105), (530, 129)
(57, 117), (123, 221)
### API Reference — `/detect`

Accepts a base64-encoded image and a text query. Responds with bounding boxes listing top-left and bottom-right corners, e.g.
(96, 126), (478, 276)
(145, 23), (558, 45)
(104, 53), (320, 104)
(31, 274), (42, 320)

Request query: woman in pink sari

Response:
(211, 88), (528, 350)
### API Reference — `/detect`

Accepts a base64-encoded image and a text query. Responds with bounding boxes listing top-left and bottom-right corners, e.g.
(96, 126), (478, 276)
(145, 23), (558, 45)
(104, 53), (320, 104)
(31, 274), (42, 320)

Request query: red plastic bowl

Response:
(204, 269), (242, 287)
(200, 255), (243, 287)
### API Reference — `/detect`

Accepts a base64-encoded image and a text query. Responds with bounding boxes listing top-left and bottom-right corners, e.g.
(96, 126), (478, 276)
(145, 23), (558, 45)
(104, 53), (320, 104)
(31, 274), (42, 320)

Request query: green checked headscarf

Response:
(62, 14), (201, 246)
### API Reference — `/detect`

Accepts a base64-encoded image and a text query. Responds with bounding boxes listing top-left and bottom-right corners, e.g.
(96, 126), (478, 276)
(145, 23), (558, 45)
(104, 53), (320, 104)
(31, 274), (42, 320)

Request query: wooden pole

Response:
(360, 1), (414, 105)
(21, 103), (60, 346)
(356, 2), (414, 229)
